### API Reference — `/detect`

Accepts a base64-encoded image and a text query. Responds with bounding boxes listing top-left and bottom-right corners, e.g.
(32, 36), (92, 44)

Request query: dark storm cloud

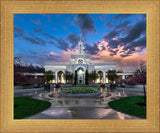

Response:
(112, 14), (132, 20)
(116, 20), (130, 30)
(42, 33), (58, 41)
(108, 39), (121, 49)
(35, 37), (46, 45)
(110, 53), (115, 56)
(14, 25), (46, 45)
(122, 20), (146, 43)
(33, 28), (44, 33)
(103, 30), (119, 41)
(14, 25), (25, 33)
(120, 54), (130, 57)
(116, 20), (131, 35)
(23, 36), (40, 44)
(66, 33), (80, 49)
(14, 25), (27, 37)
(32, 52), (37, 55)
(105, 20), (131, 34)
(105, 21), (114, 28)
(119, 48), (136, 57)
(123, 36), (146, 51)
(103, 20), (146, 57)
(108, 48), (119, 56)
(42, 32), (70, 51)
(49, 41), (55, 45)
(23, 36), (46, 45)
(33, 29), (70, 51)
(55, 39), (69, 51)
(72, 14), (97, 36)
(105, 14), (132, 28)
(84, 42), (99, 55)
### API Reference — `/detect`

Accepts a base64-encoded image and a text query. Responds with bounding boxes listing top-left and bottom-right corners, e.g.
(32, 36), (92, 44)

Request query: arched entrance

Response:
(77, 67), (85, 84)
(58, 71), (64, 83)
(98, 71), (103, 84)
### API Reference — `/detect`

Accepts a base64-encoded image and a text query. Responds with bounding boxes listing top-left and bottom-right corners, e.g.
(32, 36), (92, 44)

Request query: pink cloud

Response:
(90, 40), (146, 72)
(48, 40), (146, 72)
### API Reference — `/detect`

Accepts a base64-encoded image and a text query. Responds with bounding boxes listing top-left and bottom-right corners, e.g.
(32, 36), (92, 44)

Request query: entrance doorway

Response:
(58, 71), (64, 83)
(98, 71), (103, 84)
(77, 67), (85, 84)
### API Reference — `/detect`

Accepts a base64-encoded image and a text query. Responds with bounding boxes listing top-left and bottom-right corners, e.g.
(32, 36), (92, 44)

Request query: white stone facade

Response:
(44, 36), (116, 84)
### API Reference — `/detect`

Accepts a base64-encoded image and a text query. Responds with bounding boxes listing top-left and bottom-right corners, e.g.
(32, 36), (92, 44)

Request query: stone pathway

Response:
(25, 106), (142, 119)
(14, 86), (145, 119)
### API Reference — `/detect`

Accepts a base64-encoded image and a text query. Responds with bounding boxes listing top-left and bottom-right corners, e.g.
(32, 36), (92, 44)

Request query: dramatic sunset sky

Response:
(14, 14), (146, 72)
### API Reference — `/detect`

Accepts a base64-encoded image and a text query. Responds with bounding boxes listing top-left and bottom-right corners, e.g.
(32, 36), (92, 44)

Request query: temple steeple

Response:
(78, 29), (83, 54)
(80, 29), (81, 41)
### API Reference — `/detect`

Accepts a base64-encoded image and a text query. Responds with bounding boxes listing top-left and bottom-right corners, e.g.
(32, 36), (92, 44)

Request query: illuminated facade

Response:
(44, 34), (116, 84)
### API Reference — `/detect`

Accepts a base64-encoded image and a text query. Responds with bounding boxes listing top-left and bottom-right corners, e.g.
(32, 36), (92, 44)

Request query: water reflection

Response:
(42, 86), (113, 106)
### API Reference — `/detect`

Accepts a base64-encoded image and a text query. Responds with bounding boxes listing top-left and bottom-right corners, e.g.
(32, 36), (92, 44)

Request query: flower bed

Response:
(64, 88), (98, 94)
(60, 88), (101, 97)
(62, 84), (99, 88)
(61, 84), (100, 90)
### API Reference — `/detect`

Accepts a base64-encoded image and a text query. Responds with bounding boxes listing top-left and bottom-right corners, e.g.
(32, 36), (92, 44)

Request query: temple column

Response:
(63, 73), (66, 84)
(103, 71), (106, 84)
(55, 72), (58, 83)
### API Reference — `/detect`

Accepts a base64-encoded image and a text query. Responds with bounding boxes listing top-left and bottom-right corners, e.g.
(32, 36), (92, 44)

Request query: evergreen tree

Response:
(63, 71), (73, 83)
(107, 70), (117, 84)
(93, 70), (98, 83)
(88, 71), (98, 83)
(74, 70), (77, 85)
(44, 70), (54, 84)
(85, 70), (88, 85)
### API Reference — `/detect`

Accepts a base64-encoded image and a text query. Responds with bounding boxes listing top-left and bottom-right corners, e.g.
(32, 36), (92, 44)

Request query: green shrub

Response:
(64, 84), (99, 88)
(64, 88), (98, 94)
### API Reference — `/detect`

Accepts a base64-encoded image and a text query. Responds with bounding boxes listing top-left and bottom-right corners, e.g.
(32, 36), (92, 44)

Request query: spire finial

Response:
(80, 29), (81, 41)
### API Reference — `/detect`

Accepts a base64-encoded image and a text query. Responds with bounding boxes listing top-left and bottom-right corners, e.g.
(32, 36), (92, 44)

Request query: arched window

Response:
(78, 59), (83, 64)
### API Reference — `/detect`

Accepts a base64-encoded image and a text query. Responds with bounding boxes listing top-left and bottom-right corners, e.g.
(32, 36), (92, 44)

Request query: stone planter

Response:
(60, 90), (101, 98)
(14, 85), (34, 89)
(61, 84), (100, 90)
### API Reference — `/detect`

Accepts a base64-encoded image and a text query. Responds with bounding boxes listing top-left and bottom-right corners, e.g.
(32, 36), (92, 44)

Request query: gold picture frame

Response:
(0, 0), (159, 132)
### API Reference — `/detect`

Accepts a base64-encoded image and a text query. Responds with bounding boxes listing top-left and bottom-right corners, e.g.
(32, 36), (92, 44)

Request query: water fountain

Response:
(103, 89), (106, 102)
(99, 87), (109, 104)
(118, 92), (121, 97)
(122, 88), (125, 96)
(35, 89), (37, 95)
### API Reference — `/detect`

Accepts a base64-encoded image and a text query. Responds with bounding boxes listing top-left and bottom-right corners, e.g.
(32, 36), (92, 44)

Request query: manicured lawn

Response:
(108, 96), (146, 118)
(14, 97), (51, 119)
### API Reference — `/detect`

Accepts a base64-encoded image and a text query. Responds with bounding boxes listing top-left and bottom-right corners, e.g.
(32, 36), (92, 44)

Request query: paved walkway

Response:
(14, 86), (145, 119)
(25, 106), (142, 119)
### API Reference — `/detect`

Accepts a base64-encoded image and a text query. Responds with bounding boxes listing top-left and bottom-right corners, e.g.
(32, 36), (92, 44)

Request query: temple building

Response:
(44, 33), (117, 84)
